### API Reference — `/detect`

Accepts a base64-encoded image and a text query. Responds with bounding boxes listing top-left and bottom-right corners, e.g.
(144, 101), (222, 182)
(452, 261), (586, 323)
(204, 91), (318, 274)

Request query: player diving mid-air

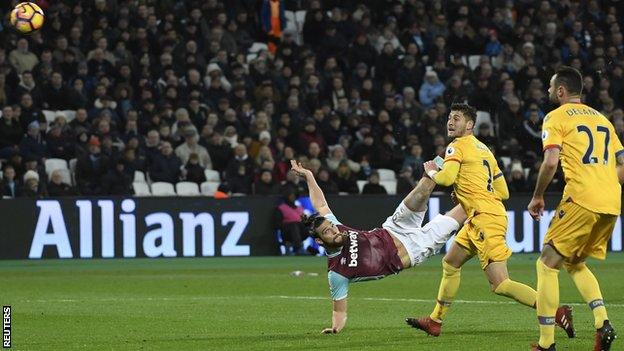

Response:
(290, 159), (466, 333)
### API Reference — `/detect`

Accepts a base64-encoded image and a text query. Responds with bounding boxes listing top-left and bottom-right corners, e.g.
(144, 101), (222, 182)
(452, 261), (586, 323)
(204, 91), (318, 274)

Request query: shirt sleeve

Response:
(444, 142), (464, 164)
(611, 126), (624, 159)
(324, 213), (341, 225)
(542, 113), (563, 151)
(328, 271), (349, 300)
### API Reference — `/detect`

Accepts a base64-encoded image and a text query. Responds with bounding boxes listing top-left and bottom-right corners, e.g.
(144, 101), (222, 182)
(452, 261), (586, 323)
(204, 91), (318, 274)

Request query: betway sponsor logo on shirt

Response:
(348, 231), (359, 267)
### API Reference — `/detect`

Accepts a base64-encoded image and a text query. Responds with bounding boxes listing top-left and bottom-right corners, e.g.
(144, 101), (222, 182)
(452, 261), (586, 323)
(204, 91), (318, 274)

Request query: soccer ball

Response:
(10, 2), (45, 34)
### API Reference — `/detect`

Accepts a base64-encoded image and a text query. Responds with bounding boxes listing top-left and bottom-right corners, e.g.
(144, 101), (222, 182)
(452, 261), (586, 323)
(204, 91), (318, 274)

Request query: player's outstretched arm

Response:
(528, 148), (559, 220)
(322, 299), (347, 334)
(290, 160), (332, 216)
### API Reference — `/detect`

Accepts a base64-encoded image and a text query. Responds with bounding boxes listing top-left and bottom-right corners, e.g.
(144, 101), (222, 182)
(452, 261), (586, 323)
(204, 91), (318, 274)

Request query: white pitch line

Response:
(11, 295), (624, 308)
(271, 295), (624, 308)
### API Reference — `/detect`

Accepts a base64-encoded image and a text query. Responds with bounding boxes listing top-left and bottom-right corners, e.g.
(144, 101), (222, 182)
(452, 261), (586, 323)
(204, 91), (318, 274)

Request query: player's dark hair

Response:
(301, 213), (326, 238)
(554, 66), (583, 95)
(450, 102), (477, 122)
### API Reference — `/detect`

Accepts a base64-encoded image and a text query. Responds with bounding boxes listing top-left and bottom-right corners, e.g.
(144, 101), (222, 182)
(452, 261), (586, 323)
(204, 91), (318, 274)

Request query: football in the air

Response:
(10, 2), (45, 34)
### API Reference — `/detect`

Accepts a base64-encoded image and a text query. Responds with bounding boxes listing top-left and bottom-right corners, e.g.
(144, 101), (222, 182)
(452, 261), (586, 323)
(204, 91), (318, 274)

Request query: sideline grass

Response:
(1, 253), (623, 350)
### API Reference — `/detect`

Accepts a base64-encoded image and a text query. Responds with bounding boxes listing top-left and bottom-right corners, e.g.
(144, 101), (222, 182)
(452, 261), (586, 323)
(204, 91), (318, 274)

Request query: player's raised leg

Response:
(402, 177), (436, 212)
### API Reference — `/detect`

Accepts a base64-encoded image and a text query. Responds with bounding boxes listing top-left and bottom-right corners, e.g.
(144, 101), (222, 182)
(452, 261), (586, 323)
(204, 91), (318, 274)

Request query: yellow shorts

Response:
(545, 201), (617, 262)
(454, 213), (511, 269)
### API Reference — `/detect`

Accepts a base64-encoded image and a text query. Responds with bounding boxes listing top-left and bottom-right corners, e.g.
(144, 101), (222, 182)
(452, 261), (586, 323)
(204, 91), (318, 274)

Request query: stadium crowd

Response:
(0, 0), (623, 198)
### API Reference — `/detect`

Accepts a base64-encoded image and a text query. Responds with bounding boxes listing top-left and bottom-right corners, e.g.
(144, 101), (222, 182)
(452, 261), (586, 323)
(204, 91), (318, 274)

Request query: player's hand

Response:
(527, 196), (545, 221)
(423, 160), (439, 174)
(290, 160), (312, 178)
(321, 327), (338, 334)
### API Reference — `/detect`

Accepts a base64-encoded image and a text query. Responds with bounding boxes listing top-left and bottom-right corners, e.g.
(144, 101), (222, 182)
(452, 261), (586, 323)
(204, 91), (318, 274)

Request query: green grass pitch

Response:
(1, 253), (623, 350)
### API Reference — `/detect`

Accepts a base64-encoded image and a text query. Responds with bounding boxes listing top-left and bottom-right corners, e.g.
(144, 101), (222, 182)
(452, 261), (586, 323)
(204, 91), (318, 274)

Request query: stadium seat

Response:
(45, 158), (68, 177)
(134, 171), (146, 183)
(176, 182), (200, 196)
(132, 182), (151, 196)
(69, 158), (77, 185)
(151, 182), (176, 196)
(500, 156), (511, 171)
(246, 53), (258, 63)
(69, 158), (77, 172)
(377, 169), (396, 181)
(200, 181), (219, 196)
(249, 42), (268, 54)
(295, 11), (307, 28)
(42, 110), (57, 123)
(204, 169), (220, 182)
(60, 110), (76, 122)
(380, 180), (397, 195)
(468, 55), (482, 71)
(284, 11), (297, 33)
(357, 180), (367, 193)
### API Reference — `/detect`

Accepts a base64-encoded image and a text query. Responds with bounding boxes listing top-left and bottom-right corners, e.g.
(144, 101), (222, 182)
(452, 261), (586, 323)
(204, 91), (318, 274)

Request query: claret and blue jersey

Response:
(324, 214), (404, 301)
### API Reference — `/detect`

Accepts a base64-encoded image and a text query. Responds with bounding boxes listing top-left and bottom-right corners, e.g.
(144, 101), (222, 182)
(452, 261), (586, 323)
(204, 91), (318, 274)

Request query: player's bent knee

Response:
(441, 259), (461, 277)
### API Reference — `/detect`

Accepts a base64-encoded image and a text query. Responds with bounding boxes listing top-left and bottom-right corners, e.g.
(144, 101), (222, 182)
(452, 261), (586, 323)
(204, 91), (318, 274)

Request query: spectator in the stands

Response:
(47, 169), (76, 197)
(19, 121), (46, 164)
(396, 165), (415, 195)
(9, 38), (38, 74)
(274, 187), (306, 255)
(204, 131), (232, 173)
(419, 70), (445, 108)
(184, 153), (207, 185)
(334, 160), (359, 194)
(316, 167), (339, 195)
(0, 105), (22, 159)
(225, 144), (255, 194)
(21, 169), (42, 197)
(42, 72), (71, 111)
(362, 171), (388, 195)
(46, 123), (71, 160)
(149, 141), (183, 184)
(402, 144), (424, 180)
(102, 159), (133, 195)
(1, 165), (20, 198)
(508, 162), (528, 193)
(75, 136), (109, 195)
(13, 71), (42, 106)
(326, 144), (360, 174)
(254, 169), (280, 195)
(175, 128), (212, 169)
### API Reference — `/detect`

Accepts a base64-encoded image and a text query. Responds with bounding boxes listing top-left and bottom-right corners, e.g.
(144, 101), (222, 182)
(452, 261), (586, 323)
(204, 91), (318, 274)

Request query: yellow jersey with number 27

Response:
(443, 135), (507, 219)
(541, 103), (623, 215)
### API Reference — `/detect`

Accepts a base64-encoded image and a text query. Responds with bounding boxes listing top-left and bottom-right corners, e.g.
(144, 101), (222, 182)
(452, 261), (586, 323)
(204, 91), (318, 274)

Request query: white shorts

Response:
(382, 202), (460, 267)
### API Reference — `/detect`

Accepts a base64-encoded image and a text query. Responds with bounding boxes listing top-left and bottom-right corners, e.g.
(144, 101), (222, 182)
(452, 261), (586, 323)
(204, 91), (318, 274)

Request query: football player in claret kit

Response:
(290, 160), (466, 334)
(528, 66), (623, 351)
(409, 103), (574, 339)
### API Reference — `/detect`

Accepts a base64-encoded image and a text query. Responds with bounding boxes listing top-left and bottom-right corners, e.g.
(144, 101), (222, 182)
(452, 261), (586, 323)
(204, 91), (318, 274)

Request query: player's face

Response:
(315, 220), (344, 247)
(447, 110), (470, 138)
(548, 75), (560, 104)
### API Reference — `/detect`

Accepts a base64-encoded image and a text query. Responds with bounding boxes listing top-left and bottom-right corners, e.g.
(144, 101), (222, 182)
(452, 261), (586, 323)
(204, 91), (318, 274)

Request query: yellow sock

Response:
(430, 260), (461, 322)
(536, 259), (559, 348)
(494, 278), (537, 308)
(565, 262), (609, 329)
